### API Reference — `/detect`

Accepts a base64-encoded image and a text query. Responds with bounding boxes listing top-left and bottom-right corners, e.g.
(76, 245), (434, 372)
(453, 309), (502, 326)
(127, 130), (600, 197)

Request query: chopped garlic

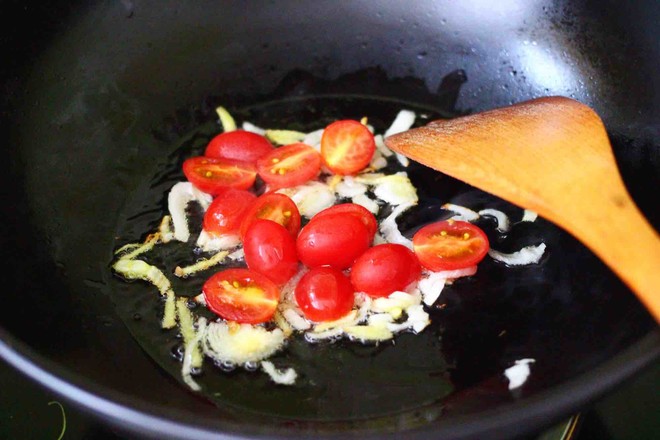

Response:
(371, 291), (422, 314)
(265, 129), (306, 145)
(241, 121), (266, 135)
(374, 134), (393, 157)
(352, 193), (379, 215)
(369, 150), (389, 170)
(304, 327), (344, 342)
(196, 230), (240, 253)
(380, 203), (414, 249)
(261, 361), (297, 385)
(204, 322), (285, 365)
(281, 308), (311, 331)
(335, 176), (367, 198)
(216, 106), (236, 132)
(479, 209), (511, 233)
(168, 182), (213, 242)
(273, 311), (294, 337)
(418, 272), (447, 306)
(504, 359), (535, 390)
(228, 247), (245, 261)
(276, 181), (336, 217)
(443, 203), (480, 222)
(345, 323), (393, 342)
(522, 209), (538, 222)
(312, 310), (359, 333)
(433, 266), (477, 280)
(384, 109), (416, 138)
(489, 243), (546, 266)
(303, 128), (324, 150)
(373, 172), (417, 205)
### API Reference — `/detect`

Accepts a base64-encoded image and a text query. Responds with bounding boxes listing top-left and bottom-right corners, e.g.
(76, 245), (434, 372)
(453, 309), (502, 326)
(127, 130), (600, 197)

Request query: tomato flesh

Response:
(311, 203), (377, 239)
(205, 130), (274, 164)
(240, 193), (301, 239)
(183, 156), (256, 195)
(350, 244), (421, 298)
(296, 213), (371, 269)
(203, 189), (256, 236)
(257, 143), (321, 189)
(295, 267), (355, 322)
(244, 220), (299, 285)
(202, 268), (279, 324)
(321, 120), (376, 175)
(412, 220), (489, 271)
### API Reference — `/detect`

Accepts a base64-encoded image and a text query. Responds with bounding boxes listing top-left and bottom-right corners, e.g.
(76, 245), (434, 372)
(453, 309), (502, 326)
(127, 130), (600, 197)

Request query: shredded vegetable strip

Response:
(176, 298), (203, 369)
(181, 318), (207, 391)
(112, 259), (172, 295)
(115, 233), (161, 261)
(162, 290), (177, 329)
(174, 250), (230, 278)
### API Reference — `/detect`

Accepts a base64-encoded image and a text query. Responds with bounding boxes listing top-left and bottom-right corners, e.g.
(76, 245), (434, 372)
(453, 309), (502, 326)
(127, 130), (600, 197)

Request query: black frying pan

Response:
(0, 1), (658, 439)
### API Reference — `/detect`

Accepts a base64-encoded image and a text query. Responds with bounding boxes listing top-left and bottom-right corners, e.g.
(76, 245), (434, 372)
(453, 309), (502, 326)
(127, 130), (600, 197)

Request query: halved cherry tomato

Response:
(295, 267), (355, 322)
(310, 203), (377, 239)
(202, 268), (279, 324)
(320, 120), (376, 175)
(240, 193), (301, 239)
(203, 189), (256, 236)
(296, 213), (371, 269)
(182, 156), (256, 195)
(205, 130), (274, 164)
(257, 143), (321, 189)
(244, 220), (299, 285)
(350, 244), (421, 298)
(412, 220), (489, 271)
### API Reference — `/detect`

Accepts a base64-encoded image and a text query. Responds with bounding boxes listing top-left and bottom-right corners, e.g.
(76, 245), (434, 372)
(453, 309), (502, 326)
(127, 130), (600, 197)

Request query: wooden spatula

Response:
(385, 96), (660, 322)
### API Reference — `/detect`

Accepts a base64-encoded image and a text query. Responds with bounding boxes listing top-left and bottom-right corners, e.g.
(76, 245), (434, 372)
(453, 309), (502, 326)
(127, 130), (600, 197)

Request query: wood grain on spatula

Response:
(385, 96), (660, 322)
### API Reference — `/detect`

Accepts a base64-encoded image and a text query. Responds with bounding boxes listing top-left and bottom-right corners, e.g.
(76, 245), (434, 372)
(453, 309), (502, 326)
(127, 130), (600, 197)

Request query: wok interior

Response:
(1, 1), (658, 438)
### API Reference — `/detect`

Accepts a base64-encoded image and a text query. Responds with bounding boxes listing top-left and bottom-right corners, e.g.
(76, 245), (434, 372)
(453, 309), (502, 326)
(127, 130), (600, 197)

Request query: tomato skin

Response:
(182, 156), (256, 195)
(350, 244), (421, 298)
(244, 220), (299, 285)
(256, 143), (321, 189)
(203, 189), (256, 236)
(240, 193), (301, 239)
(321, 120), (376, 175)
(296, 213), (371, 269)
(311, 203), (377, 239)
(205, 130), (274, 164)
(412, 220), (490, 271)
(295, 267), (355, 322)
(202, 268), (279, 324)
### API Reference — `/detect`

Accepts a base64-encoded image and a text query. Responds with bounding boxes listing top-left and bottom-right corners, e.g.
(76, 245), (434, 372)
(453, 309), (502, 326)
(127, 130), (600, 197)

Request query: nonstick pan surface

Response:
(0, 1), (658, 439)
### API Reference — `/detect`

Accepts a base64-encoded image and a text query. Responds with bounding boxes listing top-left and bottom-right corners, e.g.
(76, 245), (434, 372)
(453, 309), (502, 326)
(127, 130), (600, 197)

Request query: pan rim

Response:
(1, 324), (658, 440)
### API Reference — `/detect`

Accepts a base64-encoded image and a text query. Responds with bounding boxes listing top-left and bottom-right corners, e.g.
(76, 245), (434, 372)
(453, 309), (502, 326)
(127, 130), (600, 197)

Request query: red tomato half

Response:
(295, 267), (355, 322)
(311, 203), (377, 239)
(321, 120), (376, 175)
(244, 220), (299, 285)
(182, 156), (256, 195)
(296, 213), (371, 269)
(203, 189), (256, 236)
(350, 244), (421, 298)
(412, 220), (489, 271)
(205, 130), (273, 164)
(202, 268), (279, 324)
(257, 143), (321, 189)
(240, 193), (301, 239)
